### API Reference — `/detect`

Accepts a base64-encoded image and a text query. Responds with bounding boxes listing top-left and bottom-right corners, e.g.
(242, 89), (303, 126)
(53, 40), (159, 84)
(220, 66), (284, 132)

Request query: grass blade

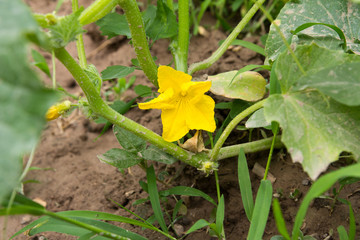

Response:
(247, 180), (273, 240)
(272, 199), (291, 240)
(160, 186), (217, 206)
(185, 219), (210, 234)
(237, 148), (254, 221)
(146, 165), (168, 233)
(292, 163), (360, 240)
(216, 195), (225, 235)
(348, 202), (356, 240)
(337, 226), (349, 240)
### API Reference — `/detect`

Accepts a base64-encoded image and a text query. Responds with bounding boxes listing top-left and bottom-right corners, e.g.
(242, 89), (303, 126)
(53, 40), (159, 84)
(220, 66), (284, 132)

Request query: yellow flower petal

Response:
(138, 88), (175, 110)
(46, 106), (61, 121)
(185, 95), (216, 132)
(161, 102), (189, 142)
(158, 66), (192, 93)
(187, 81), (212, 104)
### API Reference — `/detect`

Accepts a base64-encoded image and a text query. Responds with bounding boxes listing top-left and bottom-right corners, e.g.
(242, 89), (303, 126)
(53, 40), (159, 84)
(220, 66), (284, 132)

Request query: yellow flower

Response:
(139, 66), (216, 142)
(46, 100), (71, 121)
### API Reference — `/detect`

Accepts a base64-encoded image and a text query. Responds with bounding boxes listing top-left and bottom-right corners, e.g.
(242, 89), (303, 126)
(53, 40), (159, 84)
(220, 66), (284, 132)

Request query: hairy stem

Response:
(53, 47), (208, 167)
(176, 0), (190, 73)
(210, 99), (266, 161)
(188, 0), (266, 75)
(72, 0), (87, 69)
(78, 0), (119, 25)
(118, 0), (158, 87)
(214, 136), (283, 161)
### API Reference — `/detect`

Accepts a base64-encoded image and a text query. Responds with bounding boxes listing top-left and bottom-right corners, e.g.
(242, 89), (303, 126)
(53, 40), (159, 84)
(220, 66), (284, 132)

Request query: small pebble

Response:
(173, 224), (185, 236)
(21, 215), (31, 225)
(302, 179), (310, 186)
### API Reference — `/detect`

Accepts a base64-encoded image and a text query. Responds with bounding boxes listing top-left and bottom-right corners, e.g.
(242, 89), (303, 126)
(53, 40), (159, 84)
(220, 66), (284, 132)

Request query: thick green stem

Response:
(188, 0), (266, 75)
(118, 0), (158, 87)
(176, 0), (190, 73)
(72, 0), (87, 69)
(78, 0), (119, 25)
(210, 99), (266, 161)
(215, 136), (283, 161)
(45, 211), (129, 240)
(53, 47), (208, 167)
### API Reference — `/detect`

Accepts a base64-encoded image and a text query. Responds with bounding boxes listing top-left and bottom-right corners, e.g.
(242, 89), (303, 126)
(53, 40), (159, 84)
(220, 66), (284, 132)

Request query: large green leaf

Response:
(275, 44), (360, 94)
(264, 92), (360, 179)
(0, 0), (57, 203)
(113, 125), (147, 153)
(266, 0), (360, 61)
(141, 145), (178, 164)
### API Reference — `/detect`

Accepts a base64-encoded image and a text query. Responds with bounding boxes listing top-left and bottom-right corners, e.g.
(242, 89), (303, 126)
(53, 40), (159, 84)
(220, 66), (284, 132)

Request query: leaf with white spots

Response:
(276, 44), (360, 106)
(264, 91), (360, 180)
(266, 0), (360, 60)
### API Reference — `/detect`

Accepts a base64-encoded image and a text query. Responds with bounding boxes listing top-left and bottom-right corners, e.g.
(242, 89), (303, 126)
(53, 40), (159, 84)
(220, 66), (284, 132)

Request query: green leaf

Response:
(97, 148), (142, 170)
(160, 186), (217, 206)
(215, 195), (225, 235)
(141, 145), (178, 164)
(247, 180), (273, 240)
(292, 163), (360, 240)
(31, 49), (51, 77)
(28, 216), (147, 240)
(96, 12), (131, 39)
(237, 149), (254, 221)
(49, 8), (85, 48)
(185, 219), (210, 234)
(146, 166), (168, 233)
(101, 65), (135, 80)
(113, 125), (147, 153)
(266, 0), (360, 60)
(275, 44), (360, 94)
(0, 0), (57, 204)
(146, 0), (178, 41)
(272, 199), (291, 240)
(295, 61), (360, 106)
(84, 64), (102, 93)
(208, 71), (266, 101)
(245, 108), (270, 129)
(264, 91), (360, 179)
(220, 39), (266, 56)
(337, 226), (349, 240)
(134, 84), (153, 97)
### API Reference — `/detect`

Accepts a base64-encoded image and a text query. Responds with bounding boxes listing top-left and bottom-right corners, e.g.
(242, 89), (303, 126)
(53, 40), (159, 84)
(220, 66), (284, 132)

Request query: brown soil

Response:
(2, 1), (360, 240)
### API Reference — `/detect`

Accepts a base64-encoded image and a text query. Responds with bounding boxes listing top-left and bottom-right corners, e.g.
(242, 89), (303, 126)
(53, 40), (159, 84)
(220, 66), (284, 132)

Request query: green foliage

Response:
(291, 163), (360, 240)
(134, 84), (153, 97)
(49, 8), (85, 48)
(147, 166), (168, 233)
(0, 0), (57, 204)
(31, 49), (51, 77)
(265, 91), (360, 179)
(101, 65), (135, 80)
(97, 148), (143, 169)
(237, 148), (254, 221)
(208, 71), (267, 101)
(97, 0), (178, 41)
(84, 64), (103, 94)
(266, 0), (360, 60)
(247, 180), (273, 240)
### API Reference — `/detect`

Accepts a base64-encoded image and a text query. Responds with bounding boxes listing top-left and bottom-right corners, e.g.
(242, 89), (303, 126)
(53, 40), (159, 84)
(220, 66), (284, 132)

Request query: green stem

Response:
(45, 211), (129, 240)
(118, 0), (158, 87)
(51, 50), (56, 89)
(263, 124), (279, 180)
(78, 0), (119, 25)
(214, 136), (283, 160)
(176, 0), (190, 73)
(72, 0), (87, 69)
(166, 0), (174, 11)
(188, 0), (266, 75)
(210, 99), (266, 161)
(214, 171), (221, 203)
(53, 47), (207, 168)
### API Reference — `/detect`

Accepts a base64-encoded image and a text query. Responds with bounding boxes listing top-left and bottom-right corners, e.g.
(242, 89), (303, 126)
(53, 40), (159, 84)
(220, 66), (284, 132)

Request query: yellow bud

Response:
(46, 100), (71, 121)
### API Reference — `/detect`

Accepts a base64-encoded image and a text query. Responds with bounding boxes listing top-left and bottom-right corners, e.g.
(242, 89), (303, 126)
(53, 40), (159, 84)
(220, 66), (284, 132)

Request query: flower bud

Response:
(46, 100), (71, 121)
